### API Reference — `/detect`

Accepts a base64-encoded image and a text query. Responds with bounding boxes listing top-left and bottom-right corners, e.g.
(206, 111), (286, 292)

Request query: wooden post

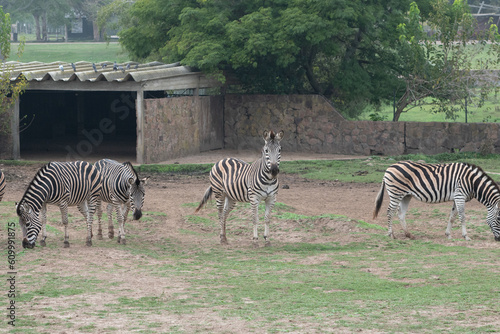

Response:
(136, 89), (145, 164)
(11, 99), (20, 160)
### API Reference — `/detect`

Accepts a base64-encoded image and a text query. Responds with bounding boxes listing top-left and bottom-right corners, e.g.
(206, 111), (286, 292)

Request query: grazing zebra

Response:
(373, 160), (500, 241)
(94, 159), (148, 245)
(16, 161), (102, 248)
(195, 130), (284, 247)
(0, 169), (5, 202)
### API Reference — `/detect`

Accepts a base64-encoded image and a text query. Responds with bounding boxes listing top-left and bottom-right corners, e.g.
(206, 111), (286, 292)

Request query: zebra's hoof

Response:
(121, 238), (126, 245)
(40, 240), (46, 247)
(86, 240), (92, 247)
(220, 236), (228, 245)
(63, 241), (70, 248)
(117, 236), (121, 243)
(108, 233), (114, 239)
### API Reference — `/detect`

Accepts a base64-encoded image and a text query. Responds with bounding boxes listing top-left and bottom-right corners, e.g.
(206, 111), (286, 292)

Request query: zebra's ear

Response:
(263, 130), (270, 142)
(275, 130), (284, 141)
(17, 202), (31, 214)
(141, 177), (150, 185)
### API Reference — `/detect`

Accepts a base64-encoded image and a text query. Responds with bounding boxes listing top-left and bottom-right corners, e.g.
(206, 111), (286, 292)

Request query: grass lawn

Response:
(3, 153), (500, 333)
(9, 42), (131, 63)
(359, 98), (500, 123)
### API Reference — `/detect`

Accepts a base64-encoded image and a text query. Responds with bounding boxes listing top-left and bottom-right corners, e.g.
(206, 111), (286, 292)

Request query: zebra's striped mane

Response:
(123, 161), (140, 185)
(464, 162), (500, 194)
(17, 163), (50, 215)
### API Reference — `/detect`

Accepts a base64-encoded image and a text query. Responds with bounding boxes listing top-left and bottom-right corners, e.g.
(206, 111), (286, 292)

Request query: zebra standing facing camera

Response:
(16, 161), (102, 249)
(195, 130), (284, 247)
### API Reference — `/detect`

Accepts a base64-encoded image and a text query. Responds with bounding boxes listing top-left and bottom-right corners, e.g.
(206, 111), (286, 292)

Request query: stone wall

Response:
(223, 94), (500, 156)
(224, 94), (345, 151)
(4, 93), (498, 162)
(143, 96), (223, 163)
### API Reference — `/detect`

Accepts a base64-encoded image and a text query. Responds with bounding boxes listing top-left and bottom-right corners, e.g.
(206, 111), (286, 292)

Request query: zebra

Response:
(373, 160), (500, 241)
(195, 130), (284, 247)
(0, 169), (5, 202)
(16, 161), (102, 249)
(94, 159), (148, 245)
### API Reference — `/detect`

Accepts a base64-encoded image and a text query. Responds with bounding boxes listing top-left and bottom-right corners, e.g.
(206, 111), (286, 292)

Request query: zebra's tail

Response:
(373, 181), (385, 219)
(195, 186), (213, 213)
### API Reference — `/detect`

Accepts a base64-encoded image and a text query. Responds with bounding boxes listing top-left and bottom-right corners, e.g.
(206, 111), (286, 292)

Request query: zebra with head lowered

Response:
(373, 160), (500, 241)
(0, 169), (5, 202)
(16, 161), (102, 249)
(94, 159), (148, 245)
(195, 130), (284, 247)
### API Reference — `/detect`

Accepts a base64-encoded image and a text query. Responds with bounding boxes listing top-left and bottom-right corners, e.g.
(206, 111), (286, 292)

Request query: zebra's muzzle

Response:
(495, 235), (500, 242)
(270, 164), (280, 178)
(133, 209), (142, 220)
(23, 238), (35, 249)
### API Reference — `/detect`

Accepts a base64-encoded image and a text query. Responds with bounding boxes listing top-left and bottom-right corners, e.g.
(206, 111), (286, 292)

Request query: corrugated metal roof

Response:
(1, 60), (197, 83)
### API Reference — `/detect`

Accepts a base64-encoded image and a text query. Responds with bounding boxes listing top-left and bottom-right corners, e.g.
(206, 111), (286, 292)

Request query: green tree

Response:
(0, 6), (27, 136)
(105, 0), (424, 118)
(394, 0), (500, 121)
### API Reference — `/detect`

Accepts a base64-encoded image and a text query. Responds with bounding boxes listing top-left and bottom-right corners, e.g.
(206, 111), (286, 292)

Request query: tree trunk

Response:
(42, 11), (47, 41)
(393, 88), (410, 121)
(93, 21), (100, 41)
(34, 14), (41, 41)
(393, 105), (405, 121)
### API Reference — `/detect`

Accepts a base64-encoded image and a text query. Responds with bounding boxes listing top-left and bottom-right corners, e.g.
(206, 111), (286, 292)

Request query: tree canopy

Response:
(0, 6), (27, 135)
(394, 0), (500, 121)
(107, 0), (426, 118)
(106, 0), (500, 120)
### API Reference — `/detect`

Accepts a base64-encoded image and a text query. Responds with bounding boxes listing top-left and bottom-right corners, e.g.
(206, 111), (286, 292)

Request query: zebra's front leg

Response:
(39, 204), (48, 247)
(119, 203), (130, 245)
(77, 201), (93, 246)
(96, 199), (104, 240)
(455, 199), (471, 241)
(445, 203), (458, 239)
(263, 196), (276, 247)
(106, 203), (115, 239)
(59, 204), (71, 248)
(122, 202), (130, 224)
(251, 199), (261, 248)
(115, 203), (126, 244)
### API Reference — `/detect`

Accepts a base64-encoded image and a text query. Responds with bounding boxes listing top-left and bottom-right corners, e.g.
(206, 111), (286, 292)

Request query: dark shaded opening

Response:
(20, 90), (137, 162)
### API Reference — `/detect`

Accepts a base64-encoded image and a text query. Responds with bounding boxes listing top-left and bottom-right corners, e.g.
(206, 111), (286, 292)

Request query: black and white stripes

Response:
(374, 160), (500, 241)
(196, 130), (284, 246)
(16, 161), (102, 248)
(94, 159), (148, 245)
(0, 169), (5, 202)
